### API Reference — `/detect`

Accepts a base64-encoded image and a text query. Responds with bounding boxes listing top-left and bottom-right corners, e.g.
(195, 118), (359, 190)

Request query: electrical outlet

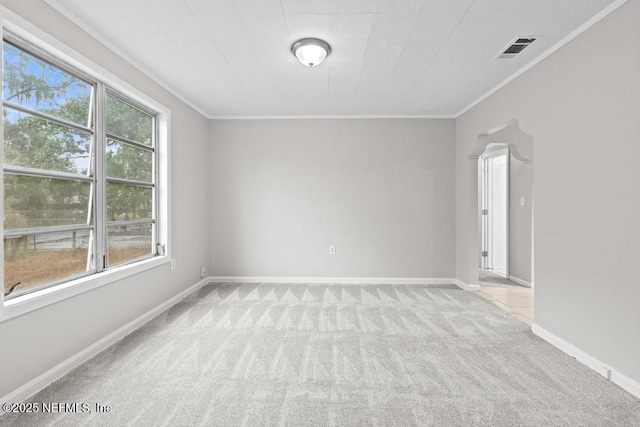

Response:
(170, 259), (176, 270)
(329, 245), (336, 255)
(200, 266), (206, 278)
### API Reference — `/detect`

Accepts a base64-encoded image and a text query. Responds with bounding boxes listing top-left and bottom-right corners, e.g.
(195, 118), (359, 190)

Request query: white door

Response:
(481, 148), (509, 277)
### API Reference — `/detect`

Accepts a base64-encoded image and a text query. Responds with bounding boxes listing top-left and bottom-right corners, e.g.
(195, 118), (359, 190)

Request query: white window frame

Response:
(0, 7), (171, 322)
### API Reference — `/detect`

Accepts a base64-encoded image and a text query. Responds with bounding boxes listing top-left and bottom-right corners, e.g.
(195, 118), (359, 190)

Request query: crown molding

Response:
(44, 0), (210, 119)
(455, 0), (629, 118)
(44, 0), (629, 121)
(210, 114), (456, 120)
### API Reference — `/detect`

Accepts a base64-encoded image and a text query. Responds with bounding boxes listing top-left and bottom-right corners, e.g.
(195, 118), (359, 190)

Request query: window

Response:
(2, 34), (165, 302)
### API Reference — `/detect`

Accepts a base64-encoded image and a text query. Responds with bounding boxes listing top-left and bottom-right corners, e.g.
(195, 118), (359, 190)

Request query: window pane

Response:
(2, 41), (93, 128)
(107, 139), (152, 182)
(4, 174), (92, 229)
(108, 223), (152, 267)
(106, 94), (152, 145)
(107, 183), (152, 221)
(4, 108), (92, 175)
(4, 229), (94, 298)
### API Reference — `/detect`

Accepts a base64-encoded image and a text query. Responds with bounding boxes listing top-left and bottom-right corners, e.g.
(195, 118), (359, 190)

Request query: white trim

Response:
(455, 0), (629, 118)
(509, 275), (534, 288)
(481, 145), (510, 158)
(453, 279), (481, 291)
(43, 0), (209, 119)
(210, 115), (456, 120)
(0, 277), (209, 407)
(613, 369), (640, 401)
(489, 269), (508, 279)
(209, 277), (483, 292)
(38, 0), (628, 120)
(1, 257), (170, 322)
(209, 276), (462, 286)
(532, 323), (640, 399)
(41, 1), (449, 121)
(0, 7), (172, 321)
(0, 7), (170, 118)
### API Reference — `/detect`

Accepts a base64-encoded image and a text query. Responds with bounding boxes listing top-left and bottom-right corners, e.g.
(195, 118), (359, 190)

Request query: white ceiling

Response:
(48, 0), (617, 118)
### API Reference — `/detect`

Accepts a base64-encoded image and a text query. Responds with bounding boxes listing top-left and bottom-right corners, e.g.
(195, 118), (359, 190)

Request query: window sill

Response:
(1, 255), (170, 322)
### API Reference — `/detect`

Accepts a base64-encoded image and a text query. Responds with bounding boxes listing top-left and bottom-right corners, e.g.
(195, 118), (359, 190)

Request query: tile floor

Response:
(476, 285), (534, 326)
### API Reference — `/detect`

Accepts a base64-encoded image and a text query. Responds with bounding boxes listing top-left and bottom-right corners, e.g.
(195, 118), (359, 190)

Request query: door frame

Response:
(468, 118), (533, 287)
(480, 146), (510, 278)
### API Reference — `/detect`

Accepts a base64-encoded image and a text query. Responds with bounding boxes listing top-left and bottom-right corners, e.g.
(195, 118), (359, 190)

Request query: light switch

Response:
(520, 197), (525, 207)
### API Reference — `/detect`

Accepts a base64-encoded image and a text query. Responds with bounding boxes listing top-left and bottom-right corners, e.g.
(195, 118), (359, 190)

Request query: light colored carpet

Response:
(3, 282), (639, 426)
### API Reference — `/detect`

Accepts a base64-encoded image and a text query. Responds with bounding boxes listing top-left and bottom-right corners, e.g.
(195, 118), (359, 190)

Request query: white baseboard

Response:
(490, 269), (508, 279)
(453, 279), (481, 291)
(208, 276), (465, 287)
(210, 276), (479, 292)
(509, 275), (534, 288)
(0, 277), (209, 408)
(532, 323), (640, 399)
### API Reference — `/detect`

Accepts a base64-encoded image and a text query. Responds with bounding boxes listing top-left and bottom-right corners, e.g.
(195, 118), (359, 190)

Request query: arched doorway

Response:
(469, 119), (535, 324)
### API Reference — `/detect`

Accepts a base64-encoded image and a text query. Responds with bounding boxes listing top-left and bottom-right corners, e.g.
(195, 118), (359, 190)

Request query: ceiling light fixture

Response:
(291, 38), (331, 67)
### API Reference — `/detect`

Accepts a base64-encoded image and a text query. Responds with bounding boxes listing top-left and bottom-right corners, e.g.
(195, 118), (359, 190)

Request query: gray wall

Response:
(509, 155), (533, 284)
(456, 0), (640, 384)
(4, 0), (638, 403)
(210, 119), (456, 278)
(0, 1), (211, 398)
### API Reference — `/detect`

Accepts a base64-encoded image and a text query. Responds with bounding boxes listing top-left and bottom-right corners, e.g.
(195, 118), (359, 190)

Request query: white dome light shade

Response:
(291, 38), (331, 67)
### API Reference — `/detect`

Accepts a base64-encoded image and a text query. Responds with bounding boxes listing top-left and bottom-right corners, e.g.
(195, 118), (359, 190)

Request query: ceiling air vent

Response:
(498, 37), (536, 59)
